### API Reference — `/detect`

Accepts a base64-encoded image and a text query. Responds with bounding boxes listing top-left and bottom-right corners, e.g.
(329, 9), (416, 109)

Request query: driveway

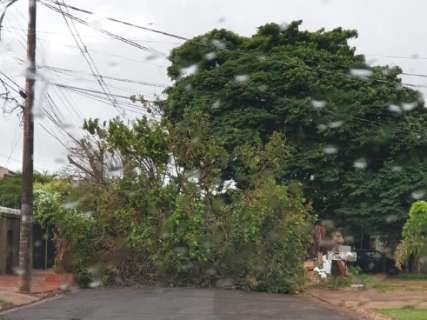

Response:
(1, 287), (361, 320)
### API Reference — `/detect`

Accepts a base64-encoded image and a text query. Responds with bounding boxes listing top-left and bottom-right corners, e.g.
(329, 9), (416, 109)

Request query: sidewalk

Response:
(0, 270), (73, 311)
(306, 276), (427, 320)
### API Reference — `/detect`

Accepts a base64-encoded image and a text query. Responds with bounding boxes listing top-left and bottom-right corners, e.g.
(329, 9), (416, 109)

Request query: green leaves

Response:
(395, 201), (427, 270)
(163, 21), (427, 242)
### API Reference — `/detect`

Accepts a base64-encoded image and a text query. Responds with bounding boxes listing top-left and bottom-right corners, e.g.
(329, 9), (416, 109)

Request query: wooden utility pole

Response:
(19, 0), (37, 293)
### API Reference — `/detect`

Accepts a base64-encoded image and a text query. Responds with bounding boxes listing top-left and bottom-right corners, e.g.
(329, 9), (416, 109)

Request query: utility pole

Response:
(19, 0), (37, 293)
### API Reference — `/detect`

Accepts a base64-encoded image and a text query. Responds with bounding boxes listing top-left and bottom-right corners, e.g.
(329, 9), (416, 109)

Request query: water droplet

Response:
(353, 158), (367, 169)
(385, 215), (399, 223)
(388, 104), (402, 114)
(402, 102), (417, 112)
(323, 145), (338, 154)
(317, 124), (327, 132)
(63, 201), (79, 210)
(328, 121), (343, 128)
(234, 74), (249, 82)
(59, 283), (70, 291)
(205, 52), (217, 60)
(211, 39), (226, 50)
(392, 166), (402, 172)
(13, 267), (24, 276)
(217, 17), (226, 23)
(279, 22), (289, 31)
(180, 64), (198, 77)
(88, 13), (107, 29)
(312, 100), (326, 109)
(89, 280), (102, 288)
(258, 84), (268, 91)
(349, 69), (373, 79)
(211, 99), (221, 110)
(411, 189), (426, 200)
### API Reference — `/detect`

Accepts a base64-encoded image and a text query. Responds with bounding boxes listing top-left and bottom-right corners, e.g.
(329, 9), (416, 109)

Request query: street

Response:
(1, 287), (360, 320)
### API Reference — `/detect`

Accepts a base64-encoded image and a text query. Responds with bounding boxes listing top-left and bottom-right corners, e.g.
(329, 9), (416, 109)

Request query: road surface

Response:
(2, 287), (360, 320)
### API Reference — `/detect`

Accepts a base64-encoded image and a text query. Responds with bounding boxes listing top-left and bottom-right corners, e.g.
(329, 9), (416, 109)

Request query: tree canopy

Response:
(162, 21), (427, 243)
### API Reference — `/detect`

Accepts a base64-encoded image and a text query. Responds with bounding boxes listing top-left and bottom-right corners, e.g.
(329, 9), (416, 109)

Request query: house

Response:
(0, 206), (55, 275)
(0, 166), (15, 179)
(0, 206), (20, 274)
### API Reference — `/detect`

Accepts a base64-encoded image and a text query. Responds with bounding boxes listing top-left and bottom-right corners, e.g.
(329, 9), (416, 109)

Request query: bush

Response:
(395, 201), (427, 273)
(224, 179), (313, 293)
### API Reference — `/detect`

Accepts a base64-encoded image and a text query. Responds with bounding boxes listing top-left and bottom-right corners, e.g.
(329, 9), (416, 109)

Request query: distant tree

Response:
(0, 174), (21, 208)
(0, 172), (55, 209)
(162, 21), (427, 243)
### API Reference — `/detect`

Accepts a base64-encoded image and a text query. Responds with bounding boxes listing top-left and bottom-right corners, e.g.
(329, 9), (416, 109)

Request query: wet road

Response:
(2, 287), (360, 320)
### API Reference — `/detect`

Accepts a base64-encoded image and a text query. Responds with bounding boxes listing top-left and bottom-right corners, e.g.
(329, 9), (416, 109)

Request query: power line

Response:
(39, 0), (166, 56)
(1, 26), (182, 44)
(38, 63), (168, 88)
(40, 0), (190, 41)
(56, 0), (120, 114)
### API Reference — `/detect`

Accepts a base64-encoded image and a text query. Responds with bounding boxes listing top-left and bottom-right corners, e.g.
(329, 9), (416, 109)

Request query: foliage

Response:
(0, 172), (54, 209)
(395, 201), (427, 272)
(54, 113), (313, 293)
(0, 174), (21, 208)
(379, 308), (427, 320)
(225, 177), (312, 293)
(33, 182), (96, 273)
(162, 21), (427, 241)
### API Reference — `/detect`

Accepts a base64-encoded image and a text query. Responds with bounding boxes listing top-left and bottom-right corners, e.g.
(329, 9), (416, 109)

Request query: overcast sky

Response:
(1, 0), (426, 173)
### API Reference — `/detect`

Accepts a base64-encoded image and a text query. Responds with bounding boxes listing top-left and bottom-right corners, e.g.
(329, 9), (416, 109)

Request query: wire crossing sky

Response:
(1, 0), (427, 172)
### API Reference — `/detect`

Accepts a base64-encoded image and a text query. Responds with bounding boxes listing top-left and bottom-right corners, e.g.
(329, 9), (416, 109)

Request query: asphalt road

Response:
(2, 287), (360, 320)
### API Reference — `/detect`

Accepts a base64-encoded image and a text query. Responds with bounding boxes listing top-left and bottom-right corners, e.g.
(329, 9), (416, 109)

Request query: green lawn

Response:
(397, 273), (427, 281)
(378, 309), (427, 320)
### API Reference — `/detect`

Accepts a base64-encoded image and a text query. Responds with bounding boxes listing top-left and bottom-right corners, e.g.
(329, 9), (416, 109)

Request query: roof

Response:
(0, 166), (15, 179)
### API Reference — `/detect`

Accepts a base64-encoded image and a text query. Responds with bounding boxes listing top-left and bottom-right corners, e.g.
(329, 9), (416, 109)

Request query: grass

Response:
(353, 274), (427, 293)
(378, 308), (427, 320)
(397, 273), (427, 281)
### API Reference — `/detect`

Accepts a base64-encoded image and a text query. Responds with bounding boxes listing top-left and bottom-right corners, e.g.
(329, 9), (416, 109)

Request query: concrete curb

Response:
(0, 289), (72, 316)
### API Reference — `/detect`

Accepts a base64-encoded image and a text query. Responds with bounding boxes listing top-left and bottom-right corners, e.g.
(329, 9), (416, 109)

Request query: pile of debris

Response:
(308, 225), (357, 280)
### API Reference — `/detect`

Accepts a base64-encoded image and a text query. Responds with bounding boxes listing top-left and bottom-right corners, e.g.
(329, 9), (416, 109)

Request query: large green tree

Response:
(162, 21), (427, 244)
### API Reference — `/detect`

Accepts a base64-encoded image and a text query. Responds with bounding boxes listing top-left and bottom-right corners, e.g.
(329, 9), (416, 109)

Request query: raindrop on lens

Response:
(312, 100), (326, 109)
(349, 69), (373, 79)
(411, 189), (426, 200)
(353, 158), (367, 169)
(234, 74), (249, 82)
(328, 121), (343, 128)
(385, 215), (399, 223)
(323, 145), (337, 154)
(388, 104), (402, 114)
(205, 52), (217, 60)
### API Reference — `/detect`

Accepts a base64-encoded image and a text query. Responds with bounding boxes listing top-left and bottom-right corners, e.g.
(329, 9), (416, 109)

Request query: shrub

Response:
(395, 201), (427, 273)
(224, 179), (313, 293)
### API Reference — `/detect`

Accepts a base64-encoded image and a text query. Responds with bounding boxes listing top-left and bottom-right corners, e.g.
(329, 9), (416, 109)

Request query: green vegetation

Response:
(13, 21), (427, 294)
(0, 174), (21, 208)
(34, 115), (313, 293)
(0, 172), (54, 208)
(398, 273), (427, 281)
(379, 308), (427, 320)
(395, 201), (427, 272)
(163, 21), (427, 242)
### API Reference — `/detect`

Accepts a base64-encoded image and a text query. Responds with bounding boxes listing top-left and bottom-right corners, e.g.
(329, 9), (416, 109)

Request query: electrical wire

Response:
(40, 0), (189, 41)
